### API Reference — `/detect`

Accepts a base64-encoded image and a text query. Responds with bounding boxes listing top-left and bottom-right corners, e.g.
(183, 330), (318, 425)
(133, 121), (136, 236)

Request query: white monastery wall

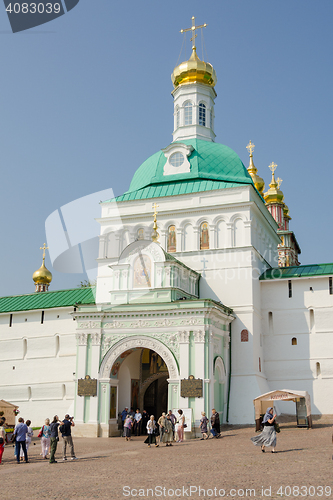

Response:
(0, 307), (77, 426)
(261, 276), (333, 415)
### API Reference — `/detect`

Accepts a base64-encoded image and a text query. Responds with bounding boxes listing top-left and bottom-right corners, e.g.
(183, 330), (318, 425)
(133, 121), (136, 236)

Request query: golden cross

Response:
(180, 16), (207, 49)
(246, 140), (255, 156)
(40, 242), (49, 261)
(277, 177), (283, 189)
(268, 162), (277, 174)
(152, 203), (159, 217)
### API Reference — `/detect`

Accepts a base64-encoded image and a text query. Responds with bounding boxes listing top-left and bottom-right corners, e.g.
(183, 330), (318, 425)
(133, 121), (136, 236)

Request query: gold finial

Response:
(246, 140), (255, 157)
(276, 177), (283, 189)
(268, 162), (277, 175)
(151, 203), (159, 243)
(40, 242), (49, 262)
(180, 16), (207, 50)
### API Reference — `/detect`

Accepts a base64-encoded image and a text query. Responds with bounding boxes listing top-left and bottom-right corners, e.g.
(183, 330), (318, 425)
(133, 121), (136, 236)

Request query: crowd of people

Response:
(120, 407), (223, 446)
(0, 413), (78, 465)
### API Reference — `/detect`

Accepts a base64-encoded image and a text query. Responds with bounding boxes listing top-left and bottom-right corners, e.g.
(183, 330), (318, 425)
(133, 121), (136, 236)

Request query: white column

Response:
(193, 330), (206, 424)
(210, 224), (216, 249)
(178, 330), (190, 408)
(89, 332), (102, 425)
(193, 227), (200, 250)
(75, 332), (88, 424)
(226, 222), (233, 247)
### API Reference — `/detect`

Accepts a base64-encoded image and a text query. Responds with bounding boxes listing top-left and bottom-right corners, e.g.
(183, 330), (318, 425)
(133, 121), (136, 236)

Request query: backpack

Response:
(59, 424), (65, 434)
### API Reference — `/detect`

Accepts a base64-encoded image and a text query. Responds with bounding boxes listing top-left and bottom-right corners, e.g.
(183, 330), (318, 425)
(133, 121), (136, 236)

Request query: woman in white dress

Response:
(177, 410), (185, 443)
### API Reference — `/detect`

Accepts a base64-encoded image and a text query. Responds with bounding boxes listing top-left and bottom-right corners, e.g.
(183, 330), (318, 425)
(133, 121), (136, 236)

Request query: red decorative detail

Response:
(241, 329), (249, 342)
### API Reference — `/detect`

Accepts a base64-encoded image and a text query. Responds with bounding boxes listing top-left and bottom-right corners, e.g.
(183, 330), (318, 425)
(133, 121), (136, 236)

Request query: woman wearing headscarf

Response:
(199, 411), (209, 440)
(251, 407), (277, 453)
(145, 415), (159, 447)
(157, 413), (166, 442)
(162, 414), (173, 446)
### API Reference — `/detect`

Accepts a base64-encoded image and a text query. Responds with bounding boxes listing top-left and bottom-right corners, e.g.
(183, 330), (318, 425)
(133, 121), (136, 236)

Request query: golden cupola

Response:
(246, 140), (265, 196)
(171, 47), (217, 88)
(171, 17), (216, 89)
(33, 243), (52, 292)
(264, 163), (284, 205)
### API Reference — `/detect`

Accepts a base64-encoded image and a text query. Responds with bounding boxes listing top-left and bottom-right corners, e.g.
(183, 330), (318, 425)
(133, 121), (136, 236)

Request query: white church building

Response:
(0, 22), (332, 437)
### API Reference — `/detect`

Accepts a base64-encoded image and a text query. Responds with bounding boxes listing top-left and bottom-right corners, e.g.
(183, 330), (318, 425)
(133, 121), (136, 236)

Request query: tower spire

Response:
(246, 140), (265, 195)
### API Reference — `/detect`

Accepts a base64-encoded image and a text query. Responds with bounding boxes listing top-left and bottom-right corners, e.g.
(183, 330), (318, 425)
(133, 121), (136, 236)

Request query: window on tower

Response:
(199, 103), (206, 126)
(184, 102), (192, 125)
(175, 106), (180, 129)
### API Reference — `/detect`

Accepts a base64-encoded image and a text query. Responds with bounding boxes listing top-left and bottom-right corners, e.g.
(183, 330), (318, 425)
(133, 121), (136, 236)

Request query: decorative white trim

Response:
(162, 143), (194, 176)
(99, 336), (179, 379)
(76, 332), (89, 346)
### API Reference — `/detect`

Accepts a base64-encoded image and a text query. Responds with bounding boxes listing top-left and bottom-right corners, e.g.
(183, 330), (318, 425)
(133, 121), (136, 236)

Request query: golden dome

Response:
(264, 164), (284, 205)
(171, 47), (217, 88)
(246, 141), (265, 195)
(33, 261), (52, 284)
(283, 203), (291, 221)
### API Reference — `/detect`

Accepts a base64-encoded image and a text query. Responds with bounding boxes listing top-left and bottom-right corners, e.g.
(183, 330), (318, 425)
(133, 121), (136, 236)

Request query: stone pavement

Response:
(0, 422), (332, 500)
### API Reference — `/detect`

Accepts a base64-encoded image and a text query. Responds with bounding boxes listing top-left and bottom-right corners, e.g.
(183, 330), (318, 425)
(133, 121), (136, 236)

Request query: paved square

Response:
(1, 422), (332, 499)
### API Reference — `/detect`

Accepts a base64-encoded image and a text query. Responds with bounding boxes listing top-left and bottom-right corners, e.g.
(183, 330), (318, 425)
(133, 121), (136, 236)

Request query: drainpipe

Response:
(226, 322), (232, 423)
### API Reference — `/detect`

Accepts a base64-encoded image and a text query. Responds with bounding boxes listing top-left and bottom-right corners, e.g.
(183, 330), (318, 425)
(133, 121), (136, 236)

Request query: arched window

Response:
(199, 103), (206, 126)
(184, 102), (192, 125)
(309, 309), (315, 332)
(23, 338), (27, 360)
(200, 222), (209, 250)
(184, 224), (193, 251)
(137, 228), (144, 240)
(268, 312), (273, 335)
(316, 362), (321, 378)
(55, 335), (60, 357)
(234, 218), (243, 247)
(175, 106), (180, 129)
(167, 225), (176, 253)
(292, 337), (297, 345)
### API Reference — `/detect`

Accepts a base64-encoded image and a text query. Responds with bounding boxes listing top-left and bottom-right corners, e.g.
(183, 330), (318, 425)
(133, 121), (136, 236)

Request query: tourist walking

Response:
(121, 407), (129, 429)
(0, 418), (5, 464)
(177, 409), (185, 442)
(210, 409), (220, 438)
(162, 414), (173, 446)
(200, 412), (209, 440)
(134, 409), (142, 436)
(141, 410), (149, 435)
(40, 418), (51, 459)
(123, 415), (133, 441)
(145, 415), (158, 447)
(14, 417), (29, 463)
(20, 419), (33, 460)
(157, 413), (166, 442)
(251, 407), (277, 453)
(60, 414), (77, 460)
(49, 415), (61, 464)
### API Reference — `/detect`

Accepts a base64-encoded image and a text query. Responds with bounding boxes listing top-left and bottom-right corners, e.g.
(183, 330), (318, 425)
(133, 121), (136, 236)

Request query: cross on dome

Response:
(277, 177), (283, 189)
(40, 242), (49, 261)
(180, 16), (207, 50)
(246, 140), (255, 156)
(268, 162), (277, 174)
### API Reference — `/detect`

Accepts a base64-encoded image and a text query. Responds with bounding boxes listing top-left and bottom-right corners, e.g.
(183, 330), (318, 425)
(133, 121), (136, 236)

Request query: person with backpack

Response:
(60, 414), (77, 461)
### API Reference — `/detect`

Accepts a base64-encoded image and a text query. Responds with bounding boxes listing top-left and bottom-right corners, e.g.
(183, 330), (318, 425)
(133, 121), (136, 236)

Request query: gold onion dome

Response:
(246, 141), (265, 195)
(171, 47), (217, 88)
(264, 163), (284, 205)
(33, 243), (52, 284)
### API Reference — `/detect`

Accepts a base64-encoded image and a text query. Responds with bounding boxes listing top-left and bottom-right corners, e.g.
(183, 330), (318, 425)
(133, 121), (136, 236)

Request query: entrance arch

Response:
(99, 336), (179, 380)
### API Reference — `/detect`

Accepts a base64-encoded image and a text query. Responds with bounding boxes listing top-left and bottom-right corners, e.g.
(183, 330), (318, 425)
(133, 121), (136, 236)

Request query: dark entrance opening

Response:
(143, 375), (168, 418)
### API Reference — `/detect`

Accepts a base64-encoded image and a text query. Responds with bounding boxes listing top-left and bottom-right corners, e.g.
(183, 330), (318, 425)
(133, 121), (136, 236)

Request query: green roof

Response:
(0, 287), (96, 314)
(104, 139), (253, 203)
(260, 263), (333, 281)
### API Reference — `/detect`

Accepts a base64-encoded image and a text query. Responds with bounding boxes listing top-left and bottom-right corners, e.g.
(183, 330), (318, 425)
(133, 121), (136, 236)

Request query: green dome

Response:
(128, 139), (253, 193)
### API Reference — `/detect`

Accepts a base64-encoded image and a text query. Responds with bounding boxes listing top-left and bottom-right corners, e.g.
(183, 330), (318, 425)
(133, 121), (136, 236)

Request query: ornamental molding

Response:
(91, 332), (102, 346)
(77, 321), (101, 330)
(178, 330), (190, 343)
(101, 331), (180, 360)
(193, 330), (205, 343)
(100, 336), (178, 379)
(76, 332), (89, 346)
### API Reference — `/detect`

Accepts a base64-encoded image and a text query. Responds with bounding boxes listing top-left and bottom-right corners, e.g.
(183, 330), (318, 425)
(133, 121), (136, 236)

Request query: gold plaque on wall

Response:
(181, 375), (203, 398)
(77, 375), (97, 397)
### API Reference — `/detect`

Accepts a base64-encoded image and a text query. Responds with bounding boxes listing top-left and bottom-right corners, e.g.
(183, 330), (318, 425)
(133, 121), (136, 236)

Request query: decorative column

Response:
(226, 222), (233, 247)
(89, 332), (102, 429)
(98, 234), (107, 259)
(193, 226), (200, 251)
(176, 227), (183, 252)
(75, 332), (88, 425)
(178, 330), (190, 408)
(207, 328), (215, 416)
(243, 220), (252, 247)
(193, 329), (206, 428)
(210, 224), (216, 249)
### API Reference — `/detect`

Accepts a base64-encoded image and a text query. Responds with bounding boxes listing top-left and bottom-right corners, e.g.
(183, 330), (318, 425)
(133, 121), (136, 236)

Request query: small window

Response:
(176, 106), (180, 129)
(268, 312), (273, 335)
(73, 306), (76, 321)
(169, 152), (184, 168)
(316, 362), (321, 378)
(288, 280), (292, 298)
(259, 357), (261, 372)
(41, 311), (44, 324)
(55, 335), (60, 357)
(329, 277), (333, 295)
(184, 102), (192, 125)
(291, 337), (297, 345)
(241, 329), (248, 342)
(23, 339), (27, 359)
(310, 309), (315, 332)
(28, 386), (32, 400)
(9, 314), (13, 327)
(199, 103), (206, 126)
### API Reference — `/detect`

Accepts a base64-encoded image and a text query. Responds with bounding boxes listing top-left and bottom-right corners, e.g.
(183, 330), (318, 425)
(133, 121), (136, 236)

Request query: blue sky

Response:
(1, 0), (332, 297)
